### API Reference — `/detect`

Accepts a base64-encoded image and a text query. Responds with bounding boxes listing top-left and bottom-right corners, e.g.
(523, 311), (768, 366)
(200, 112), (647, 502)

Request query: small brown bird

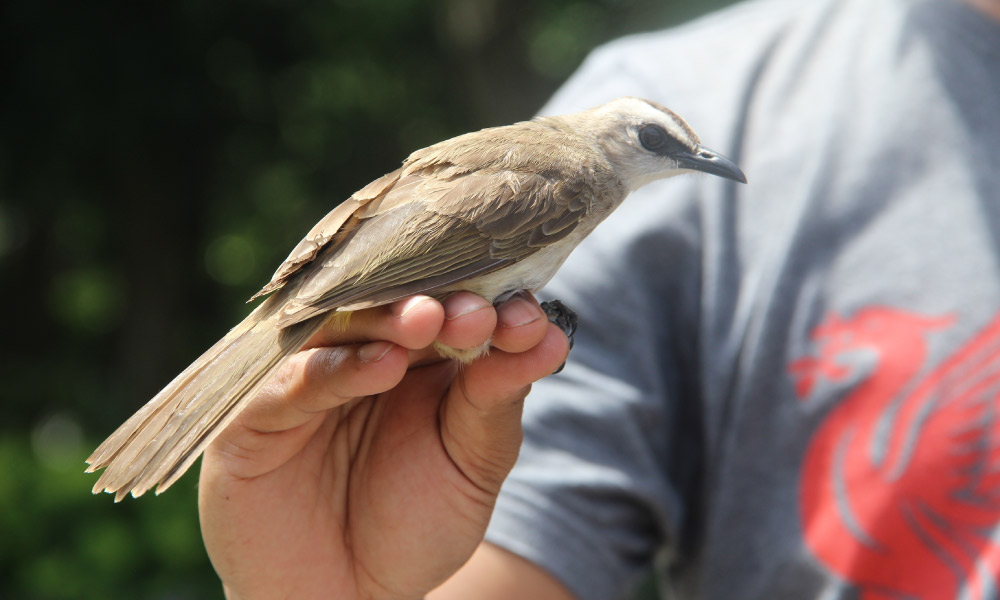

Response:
(87, 97), (746, 500)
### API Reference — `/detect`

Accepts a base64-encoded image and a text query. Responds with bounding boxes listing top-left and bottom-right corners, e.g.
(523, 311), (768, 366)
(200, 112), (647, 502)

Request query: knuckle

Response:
(276, 347), (351, 407)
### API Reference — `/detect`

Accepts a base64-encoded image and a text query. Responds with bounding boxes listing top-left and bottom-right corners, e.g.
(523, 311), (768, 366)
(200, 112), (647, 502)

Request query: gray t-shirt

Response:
(484, 0), (1000, 598)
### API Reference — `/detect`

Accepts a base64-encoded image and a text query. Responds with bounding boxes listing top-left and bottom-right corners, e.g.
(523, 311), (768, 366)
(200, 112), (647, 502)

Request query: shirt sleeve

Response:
(484, 42), (708, 595)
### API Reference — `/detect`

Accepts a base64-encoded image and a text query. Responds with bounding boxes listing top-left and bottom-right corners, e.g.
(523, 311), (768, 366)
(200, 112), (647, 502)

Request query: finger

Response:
(208, 339), (412, 480)
(234, 340), (410, 435)
(409, 293), (552, 364)
(434, 292), (497, 351)
(439, 324), (570, 495)
(303, 295), (445, 351)
(490, 294), (549, 354)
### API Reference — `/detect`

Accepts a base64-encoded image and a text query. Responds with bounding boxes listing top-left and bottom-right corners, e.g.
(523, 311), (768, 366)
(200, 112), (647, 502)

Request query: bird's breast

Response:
(439, 232), (585, 303)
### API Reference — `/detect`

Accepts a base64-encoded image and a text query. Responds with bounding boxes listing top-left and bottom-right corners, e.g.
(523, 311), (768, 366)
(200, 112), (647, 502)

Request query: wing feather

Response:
(249, 167), (405, 301)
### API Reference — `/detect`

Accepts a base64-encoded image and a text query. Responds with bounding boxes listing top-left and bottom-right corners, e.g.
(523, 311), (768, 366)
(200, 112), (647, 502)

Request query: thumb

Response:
(439, 324), (570, 495)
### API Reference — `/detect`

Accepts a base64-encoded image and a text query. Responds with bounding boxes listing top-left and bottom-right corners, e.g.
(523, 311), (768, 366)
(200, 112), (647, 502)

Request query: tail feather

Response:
(87, 296), (325, 501)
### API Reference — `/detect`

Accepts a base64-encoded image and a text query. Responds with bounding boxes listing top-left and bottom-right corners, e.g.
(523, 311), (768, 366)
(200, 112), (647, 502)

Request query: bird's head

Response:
(572, 97), (747, 191)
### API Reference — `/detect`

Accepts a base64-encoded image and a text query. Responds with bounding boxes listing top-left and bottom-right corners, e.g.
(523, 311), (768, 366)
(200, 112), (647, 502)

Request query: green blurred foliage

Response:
(1, 0), (734, 597)
(1, 427), (214, 599)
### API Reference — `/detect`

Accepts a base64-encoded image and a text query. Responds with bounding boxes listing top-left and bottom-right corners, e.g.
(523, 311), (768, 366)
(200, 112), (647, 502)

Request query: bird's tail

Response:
(86, 294), (324, 501)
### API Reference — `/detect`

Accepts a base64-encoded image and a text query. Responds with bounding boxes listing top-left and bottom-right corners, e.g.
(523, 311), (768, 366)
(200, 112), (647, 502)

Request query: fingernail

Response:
(446, 299), (491, 321)
(499, 296), (543, 328)
(358, 341), (393, 363)
(394, 296), (432, 318)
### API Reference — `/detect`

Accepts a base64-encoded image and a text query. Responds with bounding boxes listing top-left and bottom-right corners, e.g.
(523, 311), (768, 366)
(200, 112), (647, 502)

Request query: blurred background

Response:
(1, 0), (736, 597)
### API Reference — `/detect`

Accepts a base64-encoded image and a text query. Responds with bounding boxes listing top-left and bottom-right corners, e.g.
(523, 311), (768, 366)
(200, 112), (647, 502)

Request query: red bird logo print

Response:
(790, 307), (1000, 600)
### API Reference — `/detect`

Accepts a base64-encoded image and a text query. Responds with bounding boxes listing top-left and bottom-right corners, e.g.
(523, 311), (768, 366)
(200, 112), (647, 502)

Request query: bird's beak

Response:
(674, 145), (747, 184)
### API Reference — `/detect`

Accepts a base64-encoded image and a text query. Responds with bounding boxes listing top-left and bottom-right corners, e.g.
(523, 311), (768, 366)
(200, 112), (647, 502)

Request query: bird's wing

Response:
(249, 167), (405, 301)
(272, 164), (596, 328)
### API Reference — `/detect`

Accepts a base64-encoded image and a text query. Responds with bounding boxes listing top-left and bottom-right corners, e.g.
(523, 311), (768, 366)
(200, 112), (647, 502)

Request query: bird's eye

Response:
(638, 124), (670, 153)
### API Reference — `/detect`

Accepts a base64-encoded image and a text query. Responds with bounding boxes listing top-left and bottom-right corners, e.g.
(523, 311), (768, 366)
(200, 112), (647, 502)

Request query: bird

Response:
(86, 96), (747, 501)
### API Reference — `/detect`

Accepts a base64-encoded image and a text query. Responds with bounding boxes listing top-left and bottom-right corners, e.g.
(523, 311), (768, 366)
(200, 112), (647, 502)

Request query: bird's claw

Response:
(540, 299), (577, 374)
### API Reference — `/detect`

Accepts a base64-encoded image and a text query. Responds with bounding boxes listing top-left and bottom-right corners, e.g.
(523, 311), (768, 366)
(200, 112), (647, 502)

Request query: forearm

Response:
(429, 543), (576, 600)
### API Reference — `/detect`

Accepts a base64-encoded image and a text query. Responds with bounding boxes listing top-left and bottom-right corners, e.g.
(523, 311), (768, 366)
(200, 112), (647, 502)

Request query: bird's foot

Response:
(540, 299), (577, 374)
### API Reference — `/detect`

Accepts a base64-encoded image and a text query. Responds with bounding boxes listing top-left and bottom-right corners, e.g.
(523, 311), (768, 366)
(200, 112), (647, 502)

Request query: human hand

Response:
(198, 292), (570, 600)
